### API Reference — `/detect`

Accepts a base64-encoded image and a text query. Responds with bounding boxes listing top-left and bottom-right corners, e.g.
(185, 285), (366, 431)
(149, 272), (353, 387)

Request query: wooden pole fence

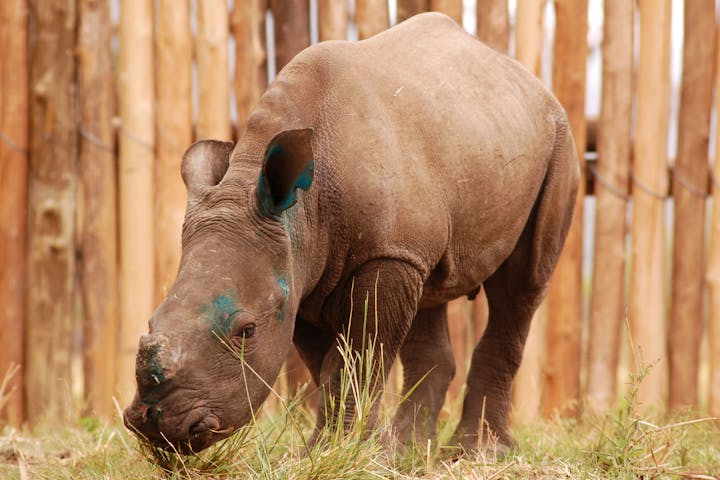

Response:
(668, 0), (716, 412)
(78, 0), (118, 418)
(117, 0), (156, 405)
(585, 0), (634, 412)
(26, 0), (78, 425)
(542, 0), (588, 418)
(630, 0), (672, 410)
(0, 0), (30, 426)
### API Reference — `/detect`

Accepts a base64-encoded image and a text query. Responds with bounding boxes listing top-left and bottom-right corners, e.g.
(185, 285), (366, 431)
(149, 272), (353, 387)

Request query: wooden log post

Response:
(709, 27), (720, 422)
(232, 0), (268, 132)
(318, 0), (348, 41)
(270, 0), (312, 394)
(196, 0), (231, 141)
(585, 0), (633, 412)
(117, 0), (155, 403)
(78, 0), (118, 418)
(26, 0), (78, 425)
(397, 0), (428, 23)
(514, 0), (545, 75)
(0, 0), (29, 426)
(476, 0), (509, 51)
(430, 0), (462, 24)
(668, 0), (715, 412)
(542, 0), (587, 418)
(155, 0), (192, 304)
(447, 297), (470, 400)
(510, 0), (545, 424)
(356, 0), (389, 39)
(630, 0), (671, 410)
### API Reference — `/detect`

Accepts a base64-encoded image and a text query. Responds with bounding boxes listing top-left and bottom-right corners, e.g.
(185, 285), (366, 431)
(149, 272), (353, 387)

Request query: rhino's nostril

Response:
(189, 414), (220, 436)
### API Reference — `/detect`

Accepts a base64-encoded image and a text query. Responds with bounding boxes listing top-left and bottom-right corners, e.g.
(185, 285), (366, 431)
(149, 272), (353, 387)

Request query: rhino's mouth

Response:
(124, 397), (233, 453)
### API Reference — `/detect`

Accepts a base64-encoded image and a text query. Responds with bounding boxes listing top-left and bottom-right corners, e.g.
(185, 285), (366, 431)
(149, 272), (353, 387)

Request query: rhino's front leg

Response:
(312, 259), (423, 441)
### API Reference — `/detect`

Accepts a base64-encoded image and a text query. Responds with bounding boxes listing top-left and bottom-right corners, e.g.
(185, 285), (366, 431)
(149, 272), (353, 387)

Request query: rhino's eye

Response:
(239, 324), (256, 338)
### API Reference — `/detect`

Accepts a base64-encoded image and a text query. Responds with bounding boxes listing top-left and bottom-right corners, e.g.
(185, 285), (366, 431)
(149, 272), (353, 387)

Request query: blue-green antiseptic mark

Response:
(257, 147), (315, 218)
(146, 344), (166, 384)
(203, 294), (242, 336)
(276, 277), (290, 322)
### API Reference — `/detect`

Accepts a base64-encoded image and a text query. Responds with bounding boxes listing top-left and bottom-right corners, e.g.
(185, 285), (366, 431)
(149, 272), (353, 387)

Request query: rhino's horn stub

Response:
(136, 334), (179, 387)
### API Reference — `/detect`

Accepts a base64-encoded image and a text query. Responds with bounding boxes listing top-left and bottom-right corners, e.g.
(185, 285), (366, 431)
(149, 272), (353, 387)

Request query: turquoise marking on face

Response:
(203, 294), (242, 336)
(276, 277), (290, 322)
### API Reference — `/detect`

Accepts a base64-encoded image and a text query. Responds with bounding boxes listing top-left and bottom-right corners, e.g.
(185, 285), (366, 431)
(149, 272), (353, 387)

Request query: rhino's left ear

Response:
(257, 128), (314, 217)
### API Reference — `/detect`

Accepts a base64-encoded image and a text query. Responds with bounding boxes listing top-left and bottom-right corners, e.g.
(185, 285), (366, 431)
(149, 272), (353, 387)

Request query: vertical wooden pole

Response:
(510, 1), (545, 423)
(514, 0), (545, 74)
(630, 0), (671, 410)
(155, 0), (192, 304)
(196, 0), (231, 141)
(356, 0), (389, 39)
(118, 0), (155, 403)
(232, 0), (268, 133)
(476, 0), (509, 51)
(397, 0), (429, 23)
(447, 298), (470, 400)
(26, 0), (78, 425)
(270, 0), (312, 394)
(709, 27), (720, 421)
(431, 0), (462, 24)
(318, 0), (348, 41)
(78, 0), (118, 418)
(585, 0), (633, 412)
(542, 0), (587, 418)
(0, 0), (29, 426)
(270, 0), (310, 71)
(668, 0), (715, 412)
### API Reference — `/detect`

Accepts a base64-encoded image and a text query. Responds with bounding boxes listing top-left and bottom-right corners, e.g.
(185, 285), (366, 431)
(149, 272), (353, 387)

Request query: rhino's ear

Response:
(181, 140), (235, 198)
(257, 128), (314, 217)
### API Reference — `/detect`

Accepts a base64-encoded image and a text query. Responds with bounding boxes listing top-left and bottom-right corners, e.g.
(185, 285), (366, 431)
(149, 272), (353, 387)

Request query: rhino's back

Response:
(265, 13), (568, 302)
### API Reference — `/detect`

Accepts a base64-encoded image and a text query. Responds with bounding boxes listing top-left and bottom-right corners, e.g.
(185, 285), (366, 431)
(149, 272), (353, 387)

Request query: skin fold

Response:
(123, 12), (578, 454)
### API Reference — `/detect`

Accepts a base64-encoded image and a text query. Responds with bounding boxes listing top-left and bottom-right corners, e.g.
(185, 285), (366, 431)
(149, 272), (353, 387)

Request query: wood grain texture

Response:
(514, 0), (544, 75)
(542, 0), (587, 418)
(117, 0), (155, 403)
(476, 0), (508, 52)
(709, 27), (720, 421)
(232, 0), (268, 132)
(585, 0), (633, 412)
(78, 0), (118, 418)
(271, 0), (310, 71)
(510, 0), (545, 422)
(431, 0), (462, 23)
(26, 0), (78, 425)
(668, 0), (715, 412)
(196, 0), (231, 140)
(356, 0), (389, 39)
(0, 0), (29, 425)
(155, 0), (191, 306)
(318, 0), (348, 41)
(397, 0), (429, 23)
(630, 0), (672, 410)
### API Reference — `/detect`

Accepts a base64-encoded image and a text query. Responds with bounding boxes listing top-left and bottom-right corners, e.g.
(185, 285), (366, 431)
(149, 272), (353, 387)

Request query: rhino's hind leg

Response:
(451, 247), (544, 453)
(313, 259), (424, 442)
(452, 118), (578, 454)
(393, 304), (455, 447)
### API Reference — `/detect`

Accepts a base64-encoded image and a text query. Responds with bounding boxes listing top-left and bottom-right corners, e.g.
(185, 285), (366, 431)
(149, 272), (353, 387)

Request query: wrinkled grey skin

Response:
(124, 12), (578, 454)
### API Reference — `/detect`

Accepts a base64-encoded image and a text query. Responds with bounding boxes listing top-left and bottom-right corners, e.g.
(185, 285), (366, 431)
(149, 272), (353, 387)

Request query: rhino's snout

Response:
(136, 333), (180, 388)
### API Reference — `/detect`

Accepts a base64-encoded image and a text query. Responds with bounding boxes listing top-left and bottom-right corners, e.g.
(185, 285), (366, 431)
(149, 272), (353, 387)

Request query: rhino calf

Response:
(124, 12), (578, 454)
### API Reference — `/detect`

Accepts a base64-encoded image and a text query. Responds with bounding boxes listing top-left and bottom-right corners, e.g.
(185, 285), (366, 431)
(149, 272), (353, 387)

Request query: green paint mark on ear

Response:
(203, 294), (242, 336)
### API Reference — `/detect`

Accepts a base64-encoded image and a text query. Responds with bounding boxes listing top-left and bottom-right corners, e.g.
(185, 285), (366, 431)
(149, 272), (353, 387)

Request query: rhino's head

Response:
(123, 129), (314, 452)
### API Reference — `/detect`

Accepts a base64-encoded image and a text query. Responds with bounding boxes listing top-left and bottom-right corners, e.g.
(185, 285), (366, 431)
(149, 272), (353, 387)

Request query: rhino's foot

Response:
(448, 429), (516, 461)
